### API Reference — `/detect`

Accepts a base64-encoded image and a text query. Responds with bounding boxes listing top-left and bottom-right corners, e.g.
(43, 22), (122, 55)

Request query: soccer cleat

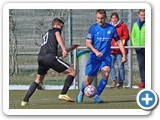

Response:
(110, 80), (118, 89)
(138, 82), (145, 88)
(92, 96), (103, 103)
(77, 92), (84, 103)
(21, 101), (29, 106)
(58, 94), (75, 102)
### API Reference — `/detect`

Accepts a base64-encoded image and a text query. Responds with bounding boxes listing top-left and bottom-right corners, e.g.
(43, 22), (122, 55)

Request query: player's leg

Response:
(117, 53), (125, 88)
(52, 57), (76, 102)
(36, 81), (45, 90)
(84, 76), (94, 92)
(21, 74), (45, 106)
(77, 57), (100, 103)
(93, 57), (111, 103)
(61, 67), (76, 93)
(93, 66), (110, 103)
(110, 54), (118, 88)
(77, 76), (94, 103)
(21, 59), (48, 106)
(136, 48), (145, 88)
(58, 67), (76, 102)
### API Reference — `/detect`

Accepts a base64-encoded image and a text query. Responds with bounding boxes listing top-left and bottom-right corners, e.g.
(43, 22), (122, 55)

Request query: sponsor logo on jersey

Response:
(87, 33), (91, 39)
(97, 32), (100, 34)
(107, 30), (111, 35)
(97, 37), (111, 41)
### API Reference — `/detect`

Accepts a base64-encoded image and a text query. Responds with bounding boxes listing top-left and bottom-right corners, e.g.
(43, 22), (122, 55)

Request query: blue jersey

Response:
(86, 23), (118, 60)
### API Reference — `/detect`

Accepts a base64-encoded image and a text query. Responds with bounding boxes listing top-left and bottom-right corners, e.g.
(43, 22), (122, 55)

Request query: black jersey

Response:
(38, 28), (61, 60)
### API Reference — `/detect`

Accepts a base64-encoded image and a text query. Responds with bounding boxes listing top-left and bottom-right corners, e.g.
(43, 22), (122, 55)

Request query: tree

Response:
(28, 9), (71, 46)
(9, 10), (18, 75)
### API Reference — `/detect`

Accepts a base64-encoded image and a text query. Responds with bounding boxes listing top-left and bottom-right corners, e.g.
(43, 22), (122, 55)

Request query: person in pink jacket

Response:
(109, 12), (130, 88)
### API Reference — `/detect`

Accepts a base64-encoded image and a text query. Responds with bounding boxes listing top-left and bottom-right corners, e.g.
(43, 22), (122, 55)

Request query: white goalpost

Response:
(73, 46), (145, 89)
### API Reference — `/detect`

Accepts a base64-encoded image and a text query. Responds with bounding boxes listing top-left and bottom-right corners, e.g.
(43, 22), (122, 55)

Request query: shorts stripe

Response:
(56, 56), (69, 68)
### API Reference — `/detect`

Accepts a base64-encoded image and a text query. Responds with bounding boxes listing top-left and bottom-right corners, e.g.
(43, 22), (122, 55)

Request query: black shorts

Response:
(38, 55), (70, 75)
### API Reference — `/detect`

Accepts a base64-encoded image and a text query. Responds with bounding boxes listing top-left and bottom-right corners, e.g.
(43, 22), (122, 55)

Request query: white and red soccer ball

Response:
(84, 85), (96, 97)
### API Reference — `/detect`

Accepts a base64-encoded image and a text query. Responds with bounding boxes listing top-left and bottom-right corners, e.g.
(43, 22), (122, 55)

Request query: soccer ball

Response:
(84, 85), (96, 97)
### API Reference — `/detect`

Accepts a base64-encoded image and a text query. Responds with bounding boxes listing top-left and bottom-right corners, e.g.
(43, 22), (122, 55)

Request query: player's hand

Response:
(62, 50), (68, 57)
(95, 51), (103, 57)
(71, 43), (80, 50)
(121, 56), (126, 63)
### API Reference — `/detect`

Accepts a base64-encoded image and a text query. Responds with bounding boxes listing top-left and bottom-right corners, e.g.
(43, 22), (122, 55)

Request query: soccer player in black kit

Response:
(21, 18), (79, 106)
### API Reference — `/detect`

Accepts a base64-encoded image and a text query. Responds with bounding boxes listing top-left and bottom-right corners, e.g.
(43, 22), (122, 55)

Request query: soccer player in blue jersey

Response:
(77, 9), (126, 103)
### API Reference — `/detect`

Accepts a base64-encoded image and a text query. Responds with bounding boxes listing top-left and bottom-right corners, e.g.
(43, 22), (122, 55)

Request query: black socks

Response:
(23, 82), (38, 102)
(61, 75), (75, 94)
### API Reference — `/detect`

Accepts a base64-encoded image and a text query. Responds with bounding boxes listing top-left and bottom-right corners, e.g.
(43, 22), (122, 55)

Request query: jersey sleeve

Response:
(54, 28), (61, 34)
(86, 25), (95, 41)
(112, 26), (120, 42)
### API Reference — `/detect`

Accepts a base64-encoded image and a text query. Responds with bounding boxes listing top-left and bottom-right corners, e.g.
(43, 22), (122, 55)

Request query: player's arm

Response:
(114, 36), (126, 62)
(57, 43), (80, 57)
(86, 39), (103, 57)
(55, 31), (67, 57)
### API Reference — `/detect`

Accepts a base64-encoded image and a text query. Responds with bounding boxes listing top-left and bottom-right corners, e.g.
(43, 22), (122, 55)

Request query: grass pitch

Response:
(9, 88), (141, 109)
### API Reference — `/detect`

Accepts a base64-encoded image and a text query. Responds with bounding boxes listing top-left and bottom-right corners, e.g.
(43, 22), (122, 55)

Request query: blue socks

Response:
(96, 79), (108, 96)
(80, 81), (85, 94)
(80, 79), (108, 96)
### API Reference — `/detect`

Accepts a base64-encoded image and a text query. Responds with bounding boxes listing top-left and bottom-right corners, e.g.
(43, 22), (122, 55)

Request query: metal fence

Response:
(9, 9), (141, 89)
(74, 46), (144, 89)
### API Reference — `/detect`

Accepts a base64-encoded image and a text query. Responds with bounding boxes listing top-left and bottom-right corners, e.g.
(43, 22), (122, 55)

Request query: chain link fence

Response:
(9, 9), (141, 89)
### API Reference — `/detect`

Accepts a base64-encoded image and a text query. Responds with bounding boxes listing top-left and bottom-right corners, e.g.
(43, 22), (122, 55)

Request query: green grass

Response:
(9, 69), (141, 86)
(9, 89), (141, 109)
(9, 70), (67, 85)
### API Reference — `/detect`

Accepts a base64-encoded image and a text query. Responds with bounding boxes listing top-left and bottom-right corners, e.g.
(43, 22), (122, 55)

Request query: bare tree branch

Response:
(9, 10), (18, 76)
